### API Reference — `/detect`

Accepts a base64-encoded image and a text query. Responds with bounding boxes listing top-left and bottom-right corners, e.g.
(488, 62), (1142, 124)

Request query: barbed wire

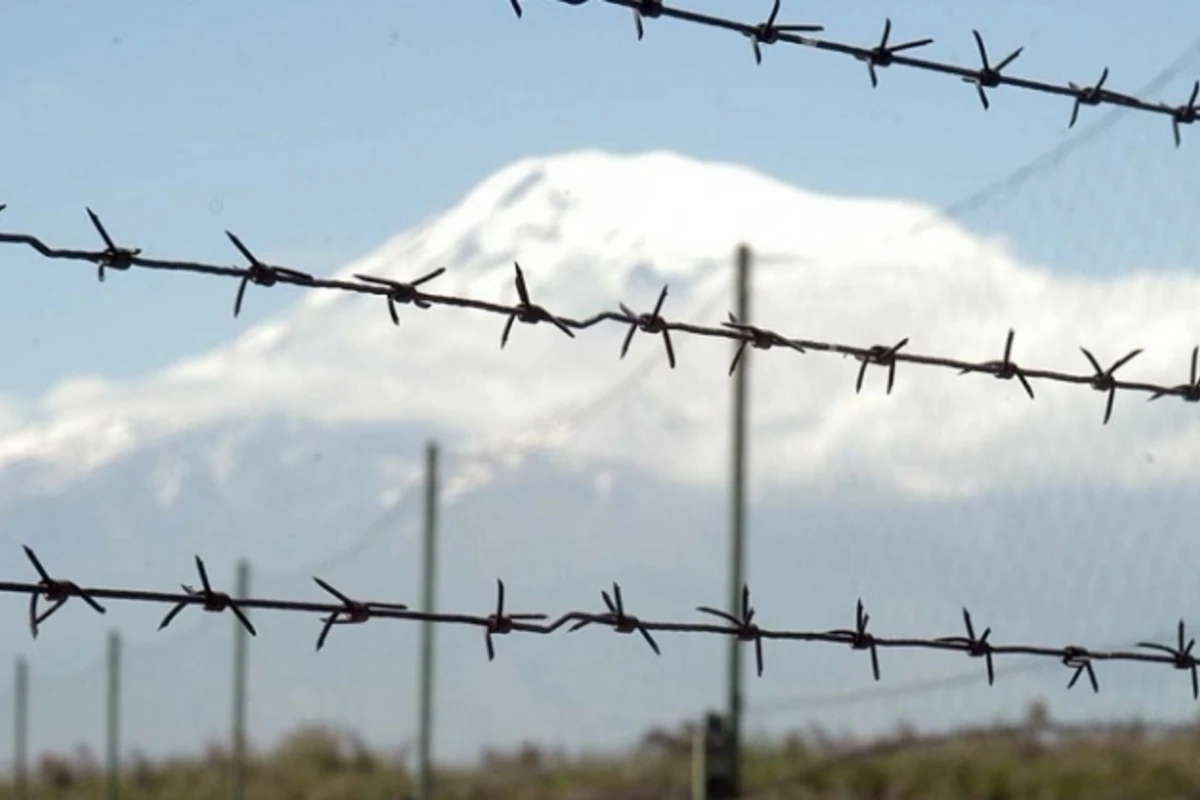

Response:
(10, 547), (1200, 699)
(3, 207), (1200, 424)
(512, 0), (1200, 147)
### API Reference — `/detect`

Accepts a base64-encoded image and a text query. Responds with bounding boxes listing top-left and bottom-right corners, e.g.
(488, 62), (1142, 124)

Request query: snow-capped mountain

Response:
(5, 150), (1200, 501)
(3, 150), (1200, 765)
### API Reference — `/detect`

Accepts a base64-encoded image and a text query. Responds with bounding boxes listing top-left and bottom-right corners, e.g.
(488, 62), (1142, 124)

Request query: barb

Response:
(855, 339), (909, 396)
(618, 285), (675, 369)
(86, 208), (141, 283)
(1138, 621), (1199, 699)
(5, 548), (1198, 698)
(501, 261), (575, 348)
(1062, 646), (1100, 693)
(958, 329), (1034, 400)
(856, 18), (934, 89)
(311, 576), (410, 651)
(630, 1), (663, 42)
(934, 608), (995, 685)
(508, 0), (1200, 146)
(697, 583), (765, 677)
(1066, 67), (1130, 129)
(1148, 346), (1200, 403)
(22, 545), (105, 639)
(1080, 346), (1143, 425)
(485, 578), (548, 661)
(964, 29), (1023, 111)
(2, 210), (1198, 420)
(569, 582), (661, 655)
(723, 311), (804, 376)
(1170, 80), (1199, 147)
(826, 599), (882, 681)
(353, 267), (445, 326)
(744, 0), (823, 66)
(225, 231), (314, 319)
(157, 555), (257, 636)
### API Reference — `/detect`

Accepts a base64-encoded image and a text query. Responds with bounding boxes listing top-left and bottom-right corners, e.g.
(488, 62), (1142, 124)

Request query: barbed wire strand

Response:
(2, 209), (1200, 423)
(514, 0), (1200, 147)
(10, 547), (1200, 699)
(745, 631), (1168, 716)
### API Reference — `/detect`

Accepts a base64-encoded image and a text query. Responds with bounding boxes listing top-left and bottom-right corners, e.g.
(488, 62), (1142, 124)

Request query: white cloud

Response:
(0, 150), (1197, 499)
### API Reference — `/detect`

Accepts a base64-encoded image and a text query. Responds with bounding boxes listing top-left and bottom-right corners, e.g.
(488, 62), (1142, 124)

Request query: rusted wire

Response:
(8, 548), (1199, 698)
(510, 0), (1200, 146)
(1, 210), (1198, 423)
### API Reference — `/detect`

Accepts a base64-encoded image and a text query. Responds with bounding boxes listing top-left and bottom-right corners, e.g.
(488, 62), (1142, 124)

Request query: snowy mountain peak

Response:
(407, 149), (977, 283)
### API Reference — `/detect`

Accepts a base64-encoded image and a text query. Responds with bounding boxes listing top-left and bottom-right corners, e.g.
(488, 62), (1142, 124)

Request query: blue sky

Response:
(1, 1), (1198, 399)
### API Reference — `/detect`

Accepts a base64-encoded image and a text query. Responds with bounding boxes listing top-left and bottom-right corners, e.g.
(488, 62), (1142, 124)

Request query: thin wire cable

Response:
(5, 614), (214, 696)
(515, 0), (1200, 147)
(911, 38), (1200, 235)
(1, 213), (1197, 424)
(252, 286), (728, 583)
(11, 552), (1200, 699)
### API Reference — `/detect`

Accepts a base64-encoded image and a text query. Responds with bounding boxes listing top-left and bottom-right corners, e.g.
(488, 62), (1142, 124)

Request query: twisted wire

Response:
(11, 547), (1200, 698)
(511, 0), (1200, 146)
(1, 207), (1197, 424)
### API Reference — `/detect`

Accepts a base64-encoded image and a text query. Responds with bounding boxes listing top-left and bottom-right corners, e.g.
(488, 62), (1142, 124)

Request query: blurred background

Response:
(2, 1), (1200, 797)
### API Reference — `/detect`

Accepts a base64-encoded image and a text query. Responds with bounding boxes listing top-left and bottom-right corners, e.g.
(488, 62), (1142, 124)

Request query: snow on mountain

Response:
(2, 148), (1200, 502)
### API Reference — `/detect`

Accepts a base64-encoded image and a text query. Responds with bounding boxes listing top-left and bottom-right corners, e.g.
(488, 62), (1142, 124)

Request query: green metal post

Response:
(725, 243), (752, 798)
(107, 630), (121, 800)
(14, 657), (28, 800)
(417, 442), (439, 800)
(231, 559), (250, 800)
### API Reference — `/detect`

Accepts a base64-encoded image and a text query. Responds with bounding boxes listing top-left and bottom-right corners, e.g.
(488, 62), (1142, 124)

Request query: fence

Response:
(4, 226), (1200, 796)
(3, 12), (1200, 793)
(7, 561), (253, 800)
